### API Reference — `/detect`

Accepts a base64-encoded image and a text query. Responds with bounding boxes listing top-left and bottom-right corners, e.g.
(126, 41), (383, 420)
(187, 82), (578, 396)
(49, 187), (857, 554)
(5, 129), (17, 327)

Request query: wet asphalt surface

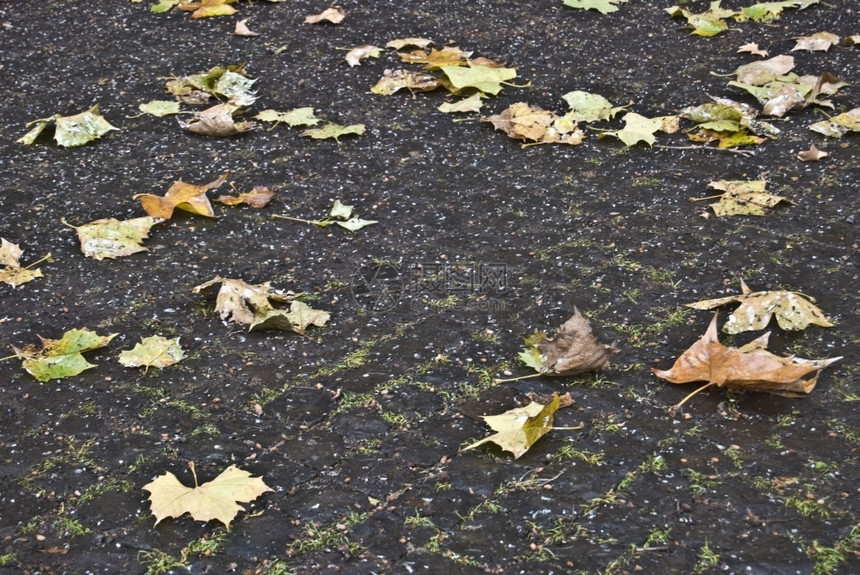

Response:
(0, 1), (858, 574)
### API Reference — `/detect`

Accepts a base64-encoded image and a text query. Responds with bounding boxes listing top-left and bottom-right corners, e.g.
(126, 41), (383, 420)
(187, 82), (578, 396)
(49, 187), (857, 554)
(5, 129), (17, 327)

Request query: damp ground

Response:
(0, 1), (857, 574)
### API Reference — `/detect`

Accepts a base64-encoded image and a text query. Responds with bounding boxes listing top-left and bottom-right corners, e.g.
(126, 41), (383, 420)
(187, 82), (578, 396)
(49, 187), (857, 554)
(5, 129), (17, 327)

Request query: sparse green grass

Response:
(0, 553), (17, 567)
(693, 540), (720, 573)
(139, 549), (185, 575)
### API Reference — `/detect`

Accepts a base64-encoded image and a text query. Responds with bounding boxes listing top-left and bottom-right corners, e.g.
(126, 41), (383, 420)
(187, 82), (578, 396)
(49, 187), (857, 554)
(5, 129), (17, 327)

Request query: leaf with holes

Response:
(67, 216), (164, 260)
(686, 279), (833, 333)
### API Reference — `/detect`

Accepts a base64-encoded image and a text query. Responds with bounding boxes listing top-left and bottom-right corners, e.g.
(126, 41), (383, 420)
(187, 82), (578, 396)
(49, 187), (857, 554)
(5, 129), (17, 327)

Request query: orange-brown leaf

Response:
(137, 174), (227, 219)
(653, 314), (840, 395)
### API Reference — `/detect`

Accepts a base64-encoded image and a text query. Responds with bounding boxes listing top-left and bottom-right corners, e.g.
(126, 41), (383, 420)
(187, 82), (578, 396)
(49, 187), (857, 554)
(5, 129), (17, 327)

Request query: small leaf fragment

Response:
(345, 45), (381, 67)
(180, 103), (257, 137)
(0, 239), (47, 288)
(215, 186), (274, 208)
(797, 144), (828, 161)
(255, 107), (322, 128)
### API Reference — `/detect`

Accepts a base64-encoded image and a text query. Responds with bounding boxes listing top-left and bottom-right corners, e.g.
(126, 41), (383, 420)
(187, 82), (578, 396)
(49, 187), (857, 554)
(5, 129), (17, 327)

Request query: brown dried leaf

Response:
(483, 102), (584, 146)
(653, 314), (841, 396)
(737, 42), (768, 57)
(797, 144), (828, 161)
(180, 103), (257, 137)
(234, 19), (259, 36)
(542, 308), (619, 375)
(215, 186), (274, 208)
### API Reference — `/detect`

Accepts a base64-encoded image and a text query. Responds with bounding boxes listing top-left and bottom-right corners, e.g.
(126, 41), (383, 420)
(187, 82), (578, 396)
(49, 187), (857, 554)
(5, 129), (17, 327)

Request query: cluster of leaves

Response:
(667, 0), (821, 37)
(7, 328), (184, 382)
(191, 276), (330, 333)
(652, 280), (839, 410)
(150, 0), (283, 19)
(371, 39), (522, 108)
(144, 64), (364, 139)
(466, 279), (839, 458)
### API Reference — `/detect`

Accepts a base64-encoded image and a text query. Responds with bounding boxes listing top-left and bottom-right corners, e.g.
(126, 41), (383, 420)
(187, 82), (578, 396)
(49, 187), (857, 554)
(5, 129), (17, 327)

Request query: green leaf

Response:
(119, 335), (185, 370)
(561, 90), (626, 122)
(808, 107), (860, 137)
(600, 112), (672, 147)
(254, 107), (322, 128)
(301, 123), (365, 141)
(335, 217), (378, 231)
(13, 328), (117, 382)
(666, 2), (736, 36)
(151, 0), (181, 13)
(562, 0), (628, 15)
(138, 100), (182, 117)
(438, 93), (485, 114)
(329, 199), (354, 220)
(440, 64), (518, 95)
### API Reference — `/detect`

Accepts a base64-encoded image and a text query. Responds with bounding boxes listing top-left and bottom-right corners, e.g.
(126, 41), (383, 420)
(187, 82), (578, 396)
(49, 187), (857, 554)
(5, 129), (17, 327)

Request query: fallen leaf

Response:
(761, 83), (806, 117)
(119, 335), (185, 371)
(792, 31), (840, 52)
(440, 63), (518, 95)
(693, 179), (791, 217)
(0, 239), (49, 288)
(483, 102), (584, 146)
(67, 216), (164, 260)
(180, 103), (257, 137)
(192, 276), (296, 326)
(235, 19), (259, 36)
(796, 144), (828, 161)
(736, 0), (818, 22)
(12, 328), (117, 382)
(186, 0), (237, 19)
(808, 107), (860, 137)
(151, 0), (181, 12)
(271, 199), (377, 231)
(600, 112), (677, 147)
(514, 308), (618, 378)
(135, 174), (227, 219)
(345, 45), (381, 67)
(138, 100), (183, 117)
(17, 104), (119, 147)
(562, 0), (628, 15)
(737, 42), (768, 57)
(165, 65), (256, 106)
(305, 6), (345, 24)
(301, 122), (365, 141)
(254, 107), (322, 128)
(371, 69), (440, 96)
(142, 462), (272, 529)
(653, 314), (841, 402)
(385, 37), (433, 51)
(561, 90), (626, 122)
(461, 392), (576, 459)
(735, 55), (795, 85)
(249, 300), (331, 333)
(215, 186), (274, 208)
(438, 93), (485, 114)
(399, 47), (472, 69)
(665, 2), (736, 36)
(686, 278), (833, 333)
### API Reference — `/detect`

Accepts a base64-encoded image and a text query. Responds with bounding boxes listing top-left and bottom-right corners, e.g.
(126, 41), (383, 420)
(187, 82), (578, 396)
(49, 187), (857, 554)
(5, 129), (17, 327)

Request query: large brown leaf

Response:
(654, 314), (841, 397)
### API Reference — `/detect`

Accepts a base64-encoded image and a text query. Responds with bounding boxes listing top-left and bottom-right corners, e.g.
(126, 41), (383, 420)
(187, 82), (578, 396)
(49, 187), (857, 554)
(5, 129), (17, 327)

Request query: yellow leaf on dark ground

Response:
(143, 462), (271, 529)
(136, 174), (227, 219)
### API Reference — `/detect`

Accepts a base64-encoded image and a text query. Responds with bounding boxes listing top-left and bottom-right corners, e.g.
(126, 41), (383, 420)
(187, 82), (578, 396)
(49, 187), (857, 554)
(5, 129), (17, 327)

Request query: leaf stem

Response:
(271, 214), (321, 226)
(494, 373), (543, 384)
(25, 253), (53, 269)
(670, 381), (717, 413)
(655, 144), (755, 157)
(0, 354), (19, 362)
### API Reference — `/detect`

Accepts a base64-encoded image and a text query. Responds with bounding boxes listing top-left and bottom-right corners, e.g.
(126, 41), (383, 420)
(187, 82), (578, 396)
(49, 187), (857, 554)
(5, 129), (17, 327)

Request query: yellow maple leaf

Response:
(135, 174), (227, 219)
(143, 462), (272, 529)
